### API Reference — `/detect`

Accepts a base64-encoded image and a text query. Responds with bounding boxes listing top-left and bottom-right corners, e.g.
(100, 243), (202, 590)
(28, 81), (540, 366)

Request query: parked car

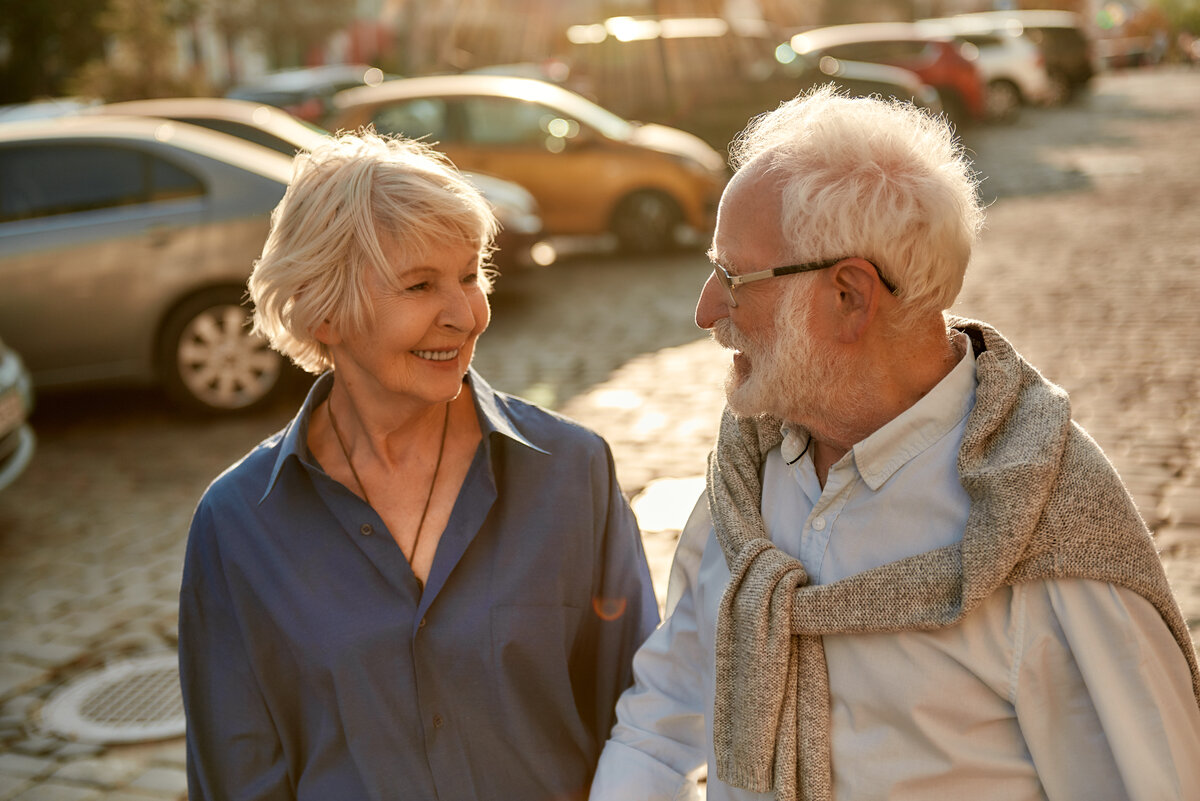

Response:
(0, 337), (35, 492)
(85, 98), (548, 268)
(226, 64), (397, 124)
(917, 17), (1054, 122)
(0, 97), (98, 122)
(0, 115), (294, 414)
(944, 10), (1100, 103)
(330, 74), (728, 253)
(780, 52), (943, 117)
(789, 22), (987, 125)
(559, 15), (941, 152)
(88, 97), (329, 156)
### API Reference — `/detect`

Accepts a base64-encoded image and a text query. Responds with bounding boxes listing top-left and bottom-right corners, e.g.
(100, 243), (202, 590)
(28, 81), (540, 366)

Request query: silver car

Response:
(0, 115), (294, 414)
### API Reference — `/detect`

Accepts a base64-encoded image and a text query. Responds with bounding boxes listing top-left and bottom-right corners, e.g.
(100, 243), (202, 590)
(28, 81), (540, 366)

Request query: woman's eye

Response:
(406, 281), (430, 292)
(462, 272), (480, 285)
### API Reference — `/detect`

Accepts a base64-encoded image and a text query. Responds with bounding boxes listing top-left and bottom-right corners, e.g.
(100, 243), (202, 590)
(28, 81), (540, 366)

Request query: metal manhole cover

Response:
(42, 653), (185, 744)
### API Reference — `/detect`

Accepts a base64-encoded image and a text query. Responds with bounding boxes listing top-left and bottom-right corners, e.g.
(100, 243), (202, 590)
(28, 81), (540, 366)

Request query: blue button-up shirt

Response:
(179, 369), (659, 801)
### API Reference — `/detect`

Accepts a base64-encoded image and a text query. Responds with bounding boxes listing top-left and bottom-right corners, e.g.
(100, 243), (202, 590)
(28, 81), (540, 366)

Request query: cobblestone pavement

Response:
(0, 67), (1197, 798)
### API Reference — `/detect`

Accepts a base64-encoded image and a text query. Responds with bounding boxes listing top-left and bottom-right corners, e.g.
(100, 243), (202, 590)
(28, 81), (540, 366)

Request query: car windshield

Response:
(519, 82), (635, 141)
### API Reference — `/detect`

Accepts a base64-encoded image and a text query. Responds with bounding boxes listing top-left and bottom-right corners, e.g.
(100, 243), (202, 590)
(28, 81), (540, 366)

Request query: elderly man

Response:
(590, 87), (1200, 801)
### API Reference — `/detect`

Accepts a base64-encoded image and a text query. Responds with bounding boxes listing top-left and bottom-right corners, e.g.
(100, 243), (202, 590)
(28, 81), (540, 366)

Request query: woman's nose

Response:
(440, 286), (476, 330)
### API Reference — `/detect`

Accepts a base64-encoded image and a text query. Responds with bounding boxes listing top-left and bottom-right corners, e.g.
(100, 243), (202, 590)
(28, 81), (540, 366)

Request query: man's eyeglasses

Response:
(711, 257), (898, 307)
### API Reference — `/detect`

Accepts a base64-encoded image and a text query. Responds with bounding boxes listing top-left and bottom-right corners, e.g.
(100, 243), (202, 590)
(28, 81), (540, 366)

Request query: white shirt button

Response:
(812, 516), (827, 531)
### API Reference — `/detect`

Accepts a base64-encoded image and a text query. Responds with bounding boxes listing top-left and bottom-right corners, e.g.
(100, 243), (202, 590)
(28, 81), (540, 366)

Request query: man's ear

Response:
(827, 258), (883, 343)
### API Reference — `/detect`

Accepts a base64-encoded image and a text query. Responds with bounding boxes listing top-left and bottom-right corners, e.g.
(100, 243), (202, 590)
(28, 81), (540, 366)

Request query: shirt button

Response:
(812, 516), (827, 531)
(419, 617), (427, 629)
(432, 714), (444, 728)
(360, 523), (373, 536)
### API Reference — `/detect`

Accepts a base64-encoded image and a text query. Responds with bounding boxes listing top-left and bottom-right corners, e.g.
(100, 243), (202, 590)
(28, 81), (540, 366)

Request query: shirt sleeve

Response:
(1014, 578), (1200, 800)
(178, 498), (293, 801)
(589, 496), (713, 801)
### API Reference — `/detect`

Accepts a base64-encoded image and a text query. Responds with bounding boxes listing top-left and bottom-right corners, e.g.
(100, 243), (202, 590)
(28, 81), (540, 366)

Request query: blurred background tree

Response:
(70, 0), (212, 100)
(0, 0), (108, 103)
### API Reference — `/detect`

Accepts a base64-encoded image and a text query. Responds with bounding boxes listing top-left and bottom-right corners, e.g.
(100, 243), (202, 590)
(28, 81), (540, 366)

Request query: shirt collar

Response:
(468, 368), (551, 456)
(261, 370), (333, 502)
(260, 367), (548, 503)
(780, 331), (978, 490)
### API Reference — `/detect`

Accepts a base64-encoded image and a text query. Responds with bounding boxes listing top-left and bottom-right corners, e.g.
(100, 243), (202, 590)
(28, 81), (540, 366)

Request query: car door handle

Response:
(146, 224), (175, 248)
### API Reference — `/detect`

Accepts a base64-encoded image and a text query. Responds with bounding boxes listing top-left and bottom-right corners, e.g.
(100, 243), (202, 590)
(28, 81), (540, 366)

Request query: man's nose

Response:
(695, 269), (731, 330)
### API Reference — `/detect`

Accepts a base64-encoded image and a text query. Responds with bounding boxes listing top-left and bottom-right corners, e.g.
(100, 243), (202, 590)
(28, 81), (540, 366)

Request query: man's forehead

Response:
(712, 167), (788, 271)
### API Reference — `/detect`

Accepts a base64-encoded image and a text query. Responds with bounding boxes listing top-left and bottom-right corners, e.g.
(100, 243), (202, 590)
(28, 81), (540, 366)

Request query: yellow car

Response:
(330, 74), (727, 253)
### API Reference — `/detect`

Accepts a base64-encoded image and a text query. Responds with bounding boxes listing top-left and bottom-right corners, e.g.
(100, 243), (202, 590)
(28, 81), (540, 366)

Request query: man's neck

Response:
(807, 326), (965, 487)
(811, 440), (847, 487)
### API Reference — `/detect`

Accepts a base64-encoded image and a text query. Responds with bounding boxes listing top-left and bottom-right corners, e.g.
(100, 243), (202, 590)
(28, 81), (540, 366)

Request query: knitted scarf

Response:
(707, 317), (1200, 801)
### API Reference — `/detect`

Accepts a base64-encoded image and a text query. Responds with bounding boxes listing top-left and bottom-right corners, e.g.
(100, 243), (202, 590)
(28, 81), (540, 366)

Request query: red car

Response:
(789, 22), (987, 125)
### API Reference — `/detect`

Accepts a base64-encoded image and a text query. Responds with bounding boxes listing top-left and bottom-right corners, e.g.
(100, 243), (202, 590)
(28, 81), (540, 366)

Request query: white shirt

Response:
(592, 340), (1200, 801)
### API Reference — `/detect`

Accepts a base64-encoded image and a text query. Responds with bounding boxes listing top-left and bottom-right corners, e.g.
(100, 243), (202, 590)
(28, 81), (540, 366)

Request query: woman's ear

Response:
(313, 318), (341, 346)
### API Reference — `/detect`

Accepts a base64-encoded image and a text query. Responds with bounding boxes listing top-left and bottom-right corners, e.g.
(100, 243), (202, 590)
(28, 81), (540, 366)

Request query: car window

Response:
(372, 98), (448, 142)
(459, 97), (579, 153)
(826, 40), (931, 62)
(959, 34), (1003, 48)
(0, 143), (203, 223)
(1038, 28), (1086, 54)
(177, 118), (298, 156)
(150, 156), (205, 201)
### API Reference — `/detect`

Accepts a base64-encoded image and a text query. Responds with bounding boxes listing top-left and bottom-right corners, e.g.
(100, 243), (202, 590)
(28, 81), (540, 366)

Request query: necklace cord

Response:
(327, 397), (451, 570)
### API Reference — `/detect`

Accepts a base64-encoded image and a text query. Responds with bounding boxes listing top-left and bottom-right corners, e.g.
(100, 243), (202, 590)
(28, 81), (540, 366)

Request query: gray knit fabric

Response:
(707, 317), (1200, 801)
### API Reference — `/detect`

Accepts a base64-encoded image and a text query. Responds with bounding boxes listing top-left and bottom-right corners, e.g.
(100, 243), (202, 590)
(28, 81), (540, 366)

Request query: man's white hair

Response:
(249, 130), (499, 374)
(730, 85), (985, 326)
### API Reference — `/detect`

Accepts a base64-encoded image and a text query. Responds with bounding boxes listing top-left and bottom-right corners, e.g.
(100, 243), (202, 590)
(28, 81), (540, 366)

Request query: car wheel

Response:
(1045, 70), (1072, 106)
(158, 288), (289, 414)
(612, 191), (682, 255)
(985, 80), (1022, 123)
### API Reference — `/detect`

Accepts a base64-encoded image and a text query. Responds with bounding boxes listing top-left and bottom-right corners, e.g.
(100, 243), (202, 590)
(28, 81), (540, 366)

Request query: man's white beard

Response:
(712, 297), (874, 439)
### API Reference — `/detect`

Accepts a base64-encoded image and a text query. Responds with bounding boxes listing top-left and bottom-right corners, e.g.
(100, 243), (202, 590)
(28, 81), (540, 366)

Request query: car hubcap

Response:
(987, 84), (1020, 120)
(176, 305), (281, 409)
(618, 194), (676, 252)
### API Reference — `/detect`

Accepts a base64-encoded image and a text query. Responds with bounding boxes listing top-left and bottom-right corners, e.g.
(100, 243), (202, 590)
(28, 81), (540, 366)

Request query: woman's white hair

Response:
(730, 85), (984, 326)
(249, 130), (499, 374)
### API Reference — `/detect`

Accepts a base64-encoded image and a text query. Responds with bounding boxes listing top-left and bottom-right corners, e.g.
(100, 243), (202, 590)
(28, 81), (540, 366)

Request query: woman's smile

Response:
(413, 348), (460, 362)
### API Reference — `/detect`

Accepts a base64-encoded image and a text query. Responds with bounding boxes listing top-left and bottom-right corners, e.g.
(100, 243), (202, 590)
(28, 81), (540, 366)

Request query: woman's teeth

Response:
(413, 349), (458, 362)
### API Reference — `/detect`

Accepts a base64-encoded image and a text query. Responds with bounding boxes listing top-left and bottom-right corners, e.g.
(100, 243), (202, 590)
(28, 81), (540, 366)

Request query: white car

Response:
(0, 337), (35, 491)
(919, 17), (1054, 121)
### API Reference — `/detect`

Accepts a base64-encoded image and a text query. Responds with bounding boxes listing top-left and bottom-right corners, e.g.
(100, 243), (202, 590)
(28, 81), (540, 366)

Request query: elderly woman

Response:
(178, 132), (659, 801)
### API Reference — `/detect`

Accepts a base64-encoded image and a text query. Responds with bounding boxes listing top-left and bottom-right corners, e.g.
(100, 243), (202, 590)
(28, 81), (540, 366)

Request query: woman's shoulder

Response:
(482, 384), (610, 454)
(195, 426), (291, 513)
